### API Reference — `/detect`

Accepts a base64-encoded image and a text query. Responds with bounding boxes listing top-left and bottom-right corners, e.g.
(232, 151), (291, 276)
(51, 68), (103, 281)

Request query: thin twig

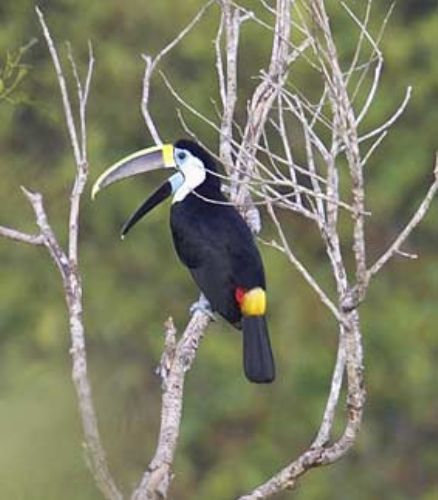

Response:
(367, 154), (438, 280)
(20, 186), (70, 282)
(235, 0), (291, 197)
(217, 0), (243, 171)
(312, 329), (346, 447)
(266, 200), (345, 325)
(35, 7), (81, 165)
(140, 1), (213, 144)
(0, 224), (44, 245)
(359, 86), (412, 144)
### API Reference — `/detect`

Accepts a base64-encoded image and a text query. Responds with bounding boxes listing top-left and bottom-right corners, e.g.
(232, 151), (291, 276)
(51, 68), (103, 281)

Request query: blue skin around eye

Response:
(169, 172), (185, 193)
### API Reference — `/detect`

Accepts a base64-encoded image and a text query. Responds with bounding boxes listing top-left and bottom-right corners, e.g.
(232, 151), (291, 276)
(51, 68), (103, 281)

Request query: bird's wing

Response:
(222, 208), (266, 289)
(170, 202), (265, 323)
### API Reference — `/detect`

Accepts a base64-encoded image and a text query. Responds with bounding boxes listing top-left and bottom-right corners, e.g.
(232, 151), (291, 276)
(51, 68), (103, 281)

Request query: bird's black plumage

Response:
(171, 190), (265, 324)
(170, 140), (275, 383)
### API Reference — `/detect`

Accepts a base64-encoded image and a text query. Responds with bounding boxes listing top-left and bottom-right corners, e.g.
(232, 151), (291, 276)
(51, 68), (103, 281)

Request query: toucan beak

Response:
(91, 143), (184, 238)
(120, 172), (184, 238)
(91, 144), (176, 200)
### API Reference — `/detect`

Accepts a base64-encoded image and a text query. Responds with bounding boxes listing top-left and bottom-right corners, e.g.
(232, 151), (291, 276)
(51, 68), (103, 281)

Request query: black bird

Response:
(92, 139), (275, 383)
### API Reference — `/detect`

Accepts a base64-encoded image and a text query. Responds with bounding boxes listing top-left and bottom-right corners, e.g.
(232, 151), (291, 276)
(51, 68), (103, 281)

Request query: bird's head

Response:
(91, 139), (221, 238)
(172, 139), (221, 200)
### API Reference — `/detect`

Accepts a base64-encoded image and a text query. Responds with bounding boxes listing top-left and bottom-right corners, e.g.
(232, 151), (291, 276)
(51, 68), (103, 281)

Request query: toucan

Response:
(92, 139), (275, 383)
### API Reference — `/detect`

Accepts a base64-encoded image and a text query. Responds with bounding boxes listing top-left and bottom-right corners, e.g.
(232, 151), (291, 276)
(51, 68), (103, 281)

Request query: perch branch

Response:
(131, 310), (210, 500)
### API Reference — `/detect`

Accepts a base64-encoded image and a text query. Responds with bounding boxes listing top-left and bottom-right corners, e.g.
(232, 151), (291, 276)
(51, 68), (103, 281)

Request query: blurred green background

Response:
(0, 1), (437, 499)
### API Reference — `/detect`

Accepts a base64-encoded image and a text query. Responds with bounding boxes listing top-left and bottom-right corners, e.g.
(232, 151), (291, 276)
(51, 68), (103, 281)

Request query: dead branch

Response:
(131, 311), (210, 500)
(1, 9), (122, 500)
(367, 154), (438, 281)
(0, 224), (44, 245)
(233, 0), (291, 229)
(36, 9), (122, 499)
(141, 1), (213, 144)
(235, 0), (432, 497)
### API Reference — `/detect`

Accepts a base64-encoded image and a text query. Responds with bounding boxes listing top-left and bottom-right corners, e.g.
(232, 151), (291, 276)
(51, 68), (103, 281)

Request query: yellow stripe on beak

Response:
(162, 144), (175, 167)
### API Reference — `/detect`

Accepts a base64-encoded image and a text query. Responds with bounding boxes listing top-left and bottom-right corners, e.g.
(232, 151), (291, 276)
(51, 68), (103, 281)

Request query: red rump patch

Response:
(235, 287), (246, 305)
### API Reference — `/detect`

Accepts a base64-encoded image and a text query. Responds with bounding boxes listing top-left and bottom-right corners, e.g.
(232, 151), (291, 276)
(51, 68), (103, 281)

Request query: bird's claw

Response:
(190, 295), (216, 321)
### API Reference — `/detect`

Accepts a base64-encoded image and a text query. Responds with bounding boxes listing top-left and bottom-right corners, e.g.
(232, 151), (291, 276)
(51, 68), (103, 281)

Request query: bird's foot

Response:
(190, 294), (216, 321)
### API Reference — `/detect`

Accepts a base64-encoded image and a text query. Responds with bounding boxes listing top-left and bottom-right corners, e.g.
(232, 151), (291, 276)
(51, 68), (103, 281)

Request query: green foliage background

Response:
(0, 1), (437, 499)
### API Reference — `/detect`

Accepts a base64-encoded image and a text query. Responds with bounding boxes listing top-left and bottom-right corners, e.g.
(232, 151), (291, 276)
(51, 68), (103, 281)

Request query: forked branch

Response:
(1, 9), (122, 500)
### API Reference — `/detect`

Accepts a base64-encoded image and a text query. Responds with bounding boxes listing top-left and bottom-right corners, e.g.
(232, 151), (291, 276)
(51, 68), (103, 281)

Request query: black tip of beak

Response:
(120, 180), (173, 238)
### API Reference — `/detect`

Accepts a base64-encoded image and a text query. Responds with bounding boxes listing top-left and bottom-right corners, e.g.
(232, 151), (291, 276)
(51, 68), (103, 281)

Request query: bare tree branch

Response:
(234, 0), (291, 225)
(367, 154), (438, 280)
(0, 224), (44, 245)
(35, 7), (81, 165)
(239, 310), (364, 499)
(234, 0), (430, 496)
(312, 331), (346, 448)
(35, 12), (121, 498)
(140, 1), (213, 144)
(131, 311), (210, 500)
(358, 85), (412, 144)
(216, 0), (251, 172)
(0, 9), (126, 500)
(265, 201), (345, 325)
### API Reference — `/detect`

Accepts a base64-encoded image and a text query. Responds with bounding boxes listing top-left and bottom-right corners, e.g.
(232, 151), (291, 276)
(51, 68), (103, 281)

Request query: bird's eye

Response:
(177, 151), (187, 161)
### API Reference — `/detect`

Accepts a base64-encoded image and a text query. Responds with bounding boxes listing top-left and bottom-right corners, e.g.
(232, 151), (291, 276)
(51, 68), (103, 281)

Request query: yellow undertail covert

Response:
(241, 287), (266, 316)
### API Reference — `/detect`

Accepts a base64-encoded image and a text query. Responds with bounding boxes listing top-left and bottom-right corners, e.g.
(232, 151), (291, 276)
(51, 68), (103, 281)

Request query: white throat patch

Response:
(172, 154), (206, 203)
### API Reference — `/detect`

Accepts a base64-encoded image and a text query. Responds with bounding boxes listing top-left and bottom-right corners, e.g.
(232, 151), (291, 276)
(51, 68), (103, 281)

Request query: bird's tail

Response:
(242, 315), (275, 383)
(235, 287), (275, 383)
